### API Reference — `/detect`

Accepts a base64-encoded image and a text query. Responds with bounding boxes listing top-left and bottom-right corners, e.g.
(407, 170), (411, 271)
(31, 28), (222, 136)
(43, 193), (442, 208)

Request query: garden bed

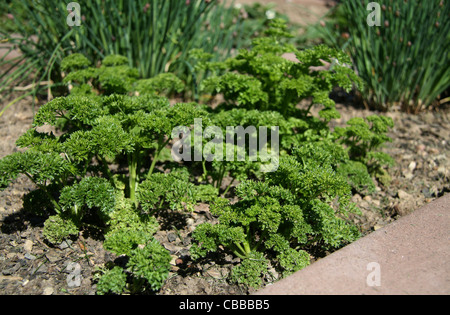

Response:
(1, 0), (449, 296)
(1, 92), (448, 295)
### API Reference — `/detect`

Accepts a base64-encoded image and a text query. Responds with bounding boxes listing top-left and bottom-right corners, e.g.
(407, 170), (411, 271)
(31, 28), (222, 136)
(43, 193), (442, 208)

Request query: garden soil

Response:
(234, 0), (337, 26)
(1, 0), (449, 295)
(1, 88), (448, 295)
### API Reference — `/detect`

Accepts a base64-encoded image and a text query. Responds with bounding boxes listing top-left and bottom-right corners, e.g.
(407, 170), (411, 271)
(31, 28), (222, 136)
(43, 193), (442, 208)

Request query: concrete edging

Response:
(255, 193), (450, 295)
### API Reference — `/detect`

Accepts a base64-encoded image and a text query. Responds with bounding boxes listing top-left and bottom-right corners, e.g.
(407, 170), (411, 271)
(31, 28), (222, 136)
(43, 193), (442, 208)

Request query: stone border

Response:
(256, 193), (450, 295)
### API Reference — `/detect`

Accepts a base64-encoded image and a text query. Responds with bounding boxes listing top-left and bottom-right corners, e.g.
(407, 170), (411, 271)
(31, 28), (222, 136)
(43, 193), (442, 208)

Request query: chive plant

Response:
(0, 0), (245, 116)
(319, 0), (450, 112)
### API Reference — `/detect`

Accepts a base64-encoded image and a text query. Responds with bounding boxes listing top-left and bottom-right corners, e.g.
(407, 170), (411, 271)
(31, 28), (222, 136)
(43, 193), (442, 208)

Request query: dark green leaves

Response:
(33, 95), (105, 127)
(308, 199), (360, 248)
(42, 215), (79, 245)
(199, 19), (362, 118)
(230, 252), (269, 289)
(190, 222), (247, 260)
(202, 73), (269, 109)
(126, 238), (172, 291)
(334, 115), (395, 173)
(191, 143), (362, 287)
(16, 128), (61, 153)
(337, 0), (450, 112)
(104, 229), (154, 257)
(61, 54), (139, 95)
(101, 55), (129, 67)
(61, 53), (91, 72)
(137, 171), (197, 213)
(59, 177), (116, 221)
(134, 73), (185, 96)
(0, 151), (68, 189)
(96, 266), (127, 296)
(102, 230), (171, 293)
(0, 40), (395, 295)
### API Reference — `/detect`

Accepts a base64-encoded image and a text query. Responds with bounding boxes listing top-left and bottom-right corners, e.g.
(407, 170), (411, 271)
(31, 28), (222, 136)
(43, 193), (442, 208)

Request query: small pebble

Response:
(167, 233), (177, 243)
(24, 253), (36, 260)
(58, 240), (73, 250)
(43, 287), (54, 295)
(23, 240), (33, 253)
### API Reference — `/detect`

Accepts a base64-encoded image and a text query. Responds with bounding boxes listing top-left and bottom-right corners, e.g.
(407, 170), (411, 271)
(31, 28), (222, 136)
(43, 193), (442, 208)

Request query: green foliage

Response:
(61, 54), (91, 72)
(191, 142), (362, 287)
(137, 171), (197, 213)
(334, 115), (395, 174)
(32, 94), (105, 127)
(227, 2), (293, 49)
(126, 239), (172, 292)
(320, 0), (450, 112)
(104, 230), (154, 257)
(230, 252), (269, 289)
(200, 19), (362, 118)
(134, 73), (185, 96)
(8, 53), (209, 211)
(0, 151), (68, 191)
(98, 190), (170, 294)
(96, 266), (128, 296)
(43, 215), (79, 245)
(0, 20), (397, 294)
(106, 191), (159, 237)
(198, 108), (288, 191)
(192, 19), (391, 198)
(62, 54), (139, 95)
(194, 184), (220, 203)
(59, 177), (116, 223)
(101, 230), (171, 294)
(0, 0), (252, 116)
(0, 54), (204, 294)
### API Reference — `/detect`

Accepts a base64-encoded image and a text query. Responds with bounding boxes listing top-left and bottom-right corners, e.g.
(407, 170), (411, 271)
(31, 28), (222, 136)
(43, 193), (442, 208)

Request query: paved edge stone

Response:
(255, 193), (450, 295)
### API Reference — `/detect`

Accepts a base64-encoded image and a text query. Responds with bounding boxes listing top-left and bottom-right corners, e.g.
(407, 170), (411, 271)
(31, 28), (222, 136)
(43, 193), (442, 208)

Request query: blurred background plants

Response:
(0, 1), (402, 292)
(304, 0), (450, 113)
(0, 0), (257, 115)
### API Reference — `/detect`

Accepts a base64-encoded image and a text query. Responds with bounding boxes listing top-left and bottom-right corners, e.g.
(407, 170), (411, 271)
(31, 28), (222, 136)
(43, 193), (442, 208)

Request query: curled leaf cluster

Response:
(0, 19), (395, 292)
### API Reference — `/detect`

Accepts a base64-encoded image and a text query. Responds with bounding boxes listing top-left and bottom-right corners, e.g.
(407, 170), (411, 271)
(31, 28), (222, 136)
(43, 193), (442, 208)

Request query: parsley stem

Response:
(147, 137), (170, 178)
(202, 160), (208, 183)
(128, 152), (138, 207)
(222, 178), (235, 197)
(24, 172), (62, 213)
(99, 155), (114, 186)
(232, 243), (248, 259)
